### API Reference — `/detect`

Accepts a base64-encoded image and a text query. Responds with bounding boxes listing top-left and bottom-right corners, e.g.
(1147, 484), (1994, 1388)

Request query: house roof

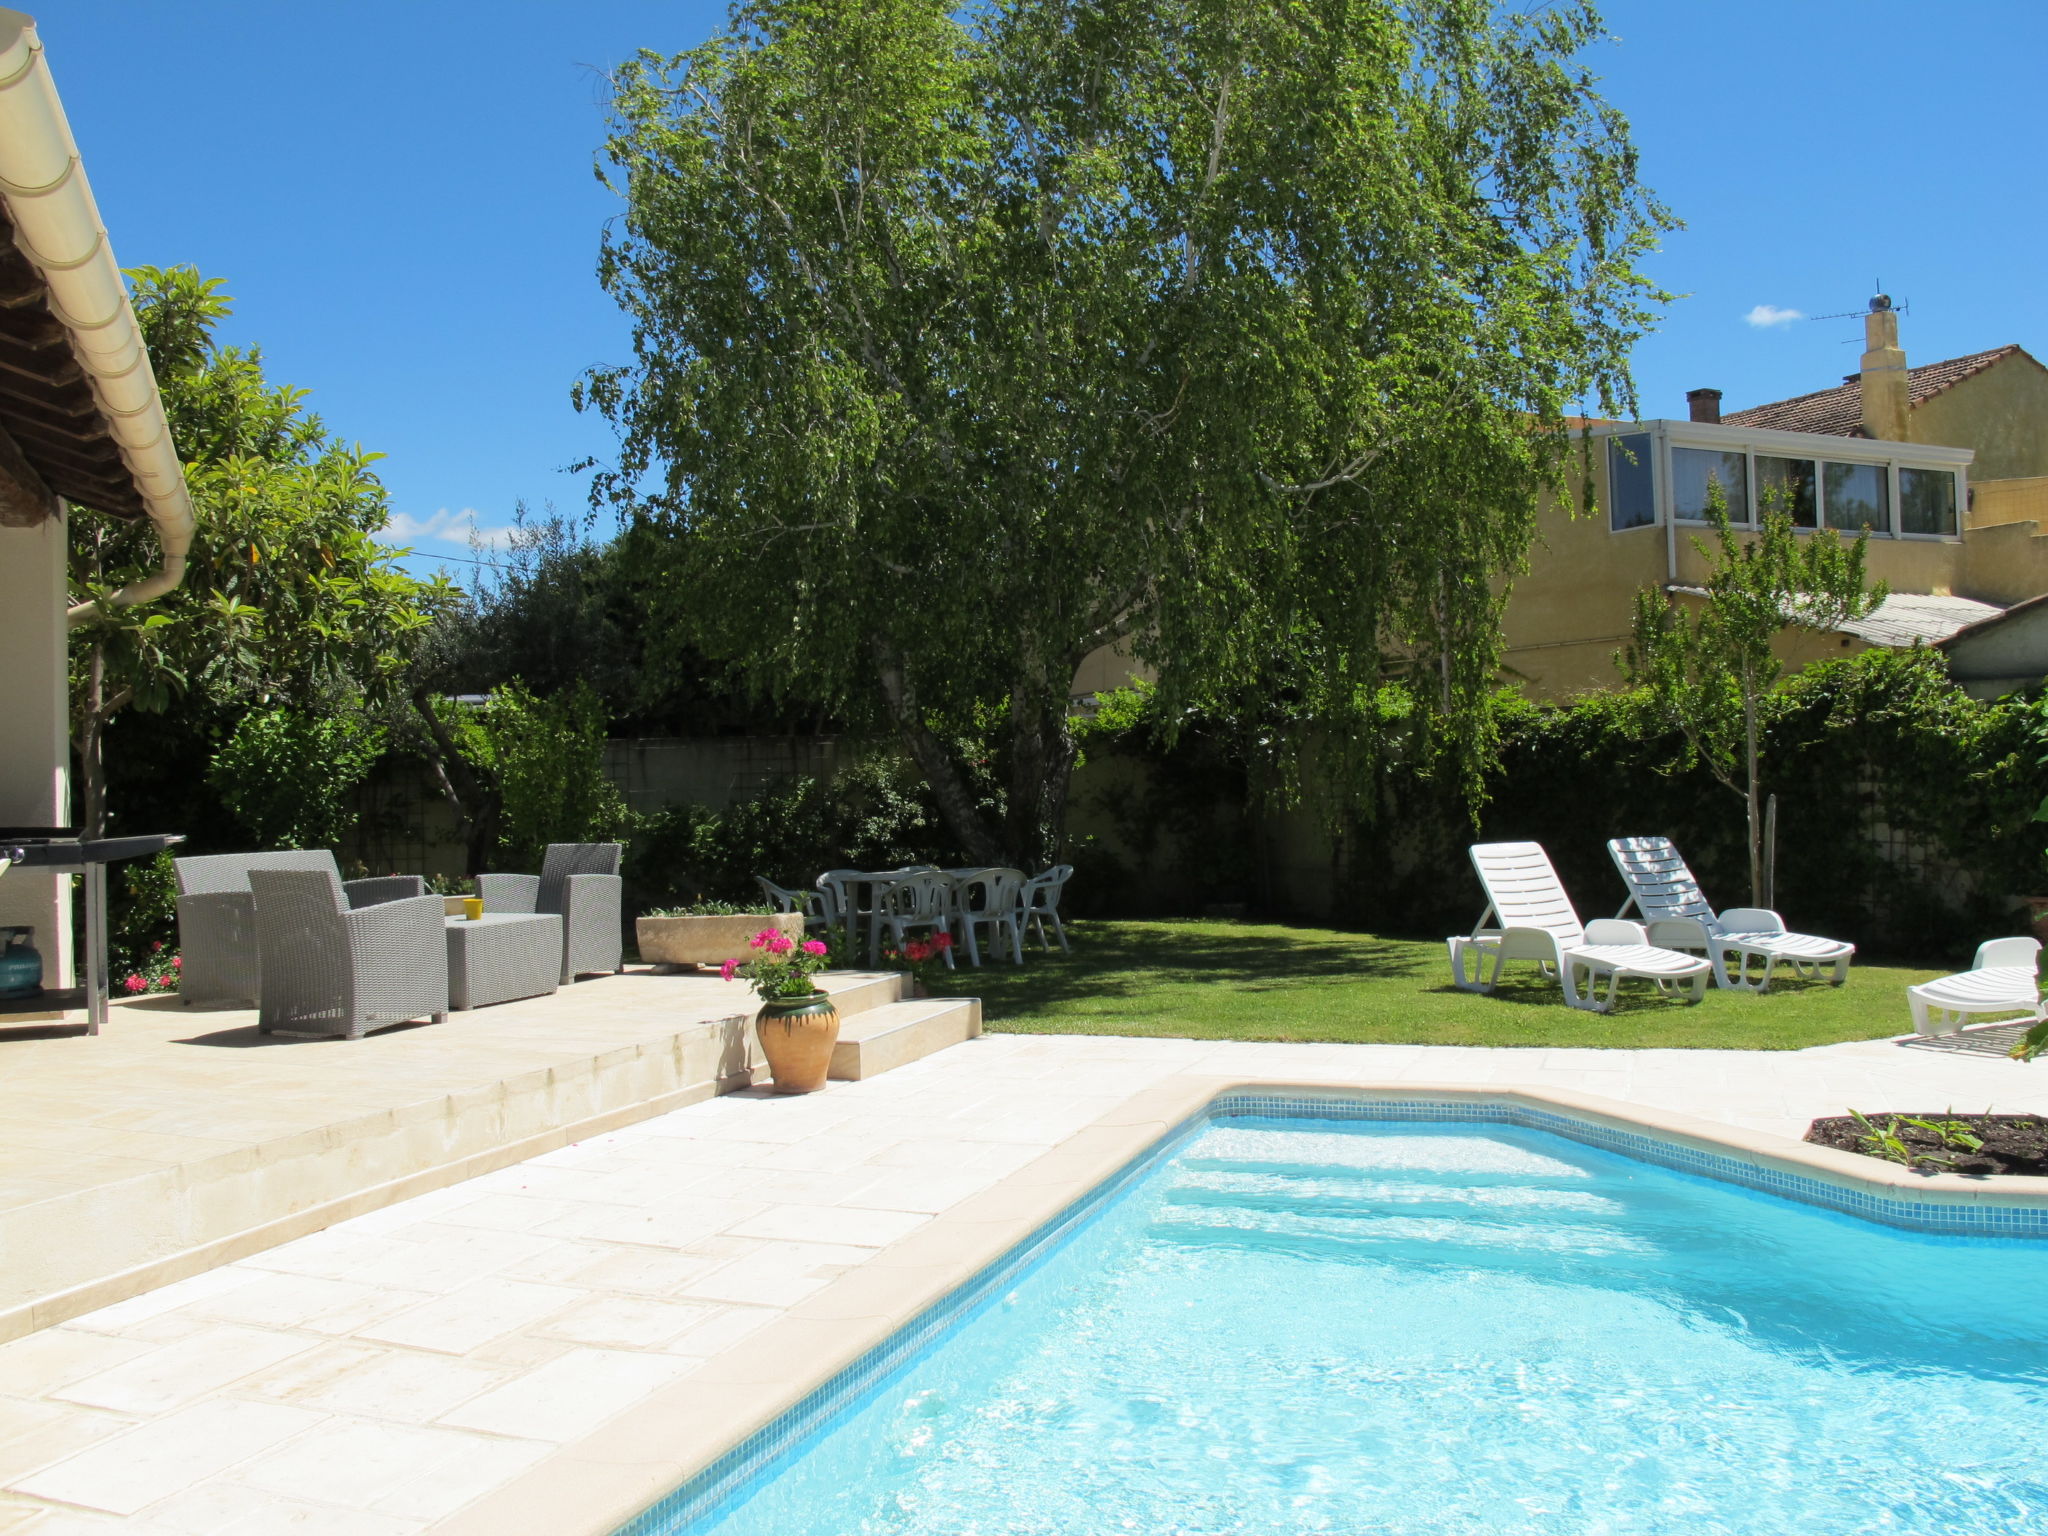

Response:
(0, 200), (150, 520)
(1721, 346), (2038, 438)
(1666, 586), (2003, 647)
(1838, 592), (2005, 647)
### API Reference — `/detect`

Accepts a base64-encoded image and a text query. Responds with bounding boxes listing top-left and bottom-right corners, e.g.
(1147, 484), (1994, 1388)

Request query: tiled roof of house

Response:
(1722, 345), (2036, 437)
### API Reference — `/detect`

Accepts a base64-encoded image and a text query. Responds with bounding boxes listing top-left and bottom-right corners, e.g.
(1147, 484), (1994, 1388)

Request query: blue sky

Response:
(46, 1), (2048, 580)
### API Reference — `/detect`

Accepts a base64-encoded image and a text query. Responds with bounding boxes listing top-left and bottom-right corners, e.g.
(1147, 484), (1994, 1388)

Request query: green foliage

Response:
(588, 0), (1671, 866)
(466, 682), (628, 871)
(208, 706), (385, 850)
(1622, 492), (1883, 905)
(110, 850), (178, 978)
(68, 265), (453, 833)
(622, 757), (983, 910)
(644, 901), (778, 917)
(1081, 648), (2048, 960)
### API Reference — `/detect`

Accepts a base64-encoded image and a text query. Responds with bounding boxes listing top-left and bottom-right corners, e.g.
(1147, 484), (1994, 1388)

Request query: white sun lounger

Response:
(1447, 842), (1710, 1013)
(1907, 937), (2044, 1037)
(1607, 836), (1854, 992)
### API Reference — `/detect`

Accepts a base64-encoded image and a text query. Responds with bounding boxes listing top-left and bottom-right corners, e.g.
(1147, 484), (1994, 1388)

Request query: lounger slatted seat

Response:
(1907, 937), (2044, 1037)
(1607, 836), (1853, 992)
(1447, 842), (1710, 1013)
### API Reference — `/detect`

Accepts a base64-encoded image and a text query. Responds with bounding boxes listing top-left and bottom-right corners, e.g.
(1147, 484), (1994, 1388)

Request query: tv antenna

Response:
(1806, 285), (1910, 326)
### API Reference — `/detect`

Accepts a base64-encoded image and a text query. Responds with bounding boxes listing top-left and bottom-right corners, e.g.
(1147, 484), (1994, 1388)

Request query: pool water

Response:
(674, 1118), (2048, 1534)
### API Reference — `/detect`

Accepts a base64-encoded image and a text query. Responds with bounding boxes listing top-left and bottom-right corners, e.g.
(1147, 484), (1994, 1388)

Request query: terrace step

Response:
(814, 971), (908, 1020)
(830, 995), (982, 1080)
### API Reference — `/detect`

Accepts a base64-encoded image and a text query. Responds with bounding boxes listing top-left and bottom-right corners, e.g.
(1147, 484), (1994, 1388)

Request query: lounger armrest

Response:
(1495, 926), (1568, 964)
(1644, 916), (1712, 952)
(1582, 918), (1649, 947)
(344, 875), (425, 909)
(1716, 908), (1785, 936)
(476, 873), (540, 914)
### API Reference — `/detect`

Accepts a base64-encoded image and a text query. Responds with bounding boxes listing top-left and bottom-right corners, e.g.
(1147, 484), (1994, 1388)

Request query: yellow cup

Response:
(462, 897), (484, 922)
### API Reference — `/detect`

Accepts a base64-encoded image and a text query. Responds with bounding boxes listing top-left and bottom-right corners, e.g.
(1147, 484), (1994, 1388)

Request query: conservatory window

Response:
(1754, 456), (1818, 528)
(1823, 460), (1890, 533)
(1899, 466), (1959, 537)
(1607, 434), (1655, 530)
(1672, 447), (1749, 523)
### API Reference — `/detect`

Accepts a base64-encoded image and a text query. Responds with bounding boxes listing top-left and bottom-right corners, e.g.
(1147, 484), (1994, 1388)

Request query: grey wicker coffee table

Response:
(444, 913), (562, 1011)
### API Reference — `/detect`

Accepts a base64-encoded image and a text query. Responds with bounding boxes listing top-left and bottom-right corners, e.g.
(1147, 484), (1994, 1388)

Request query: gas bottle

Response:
(0, 927), (42, 999)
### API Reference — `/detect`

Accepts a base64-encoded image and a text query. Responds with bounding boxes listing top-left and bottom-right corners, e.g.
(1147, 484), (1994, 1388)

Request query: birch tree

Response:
(586, 0), (1670, 866)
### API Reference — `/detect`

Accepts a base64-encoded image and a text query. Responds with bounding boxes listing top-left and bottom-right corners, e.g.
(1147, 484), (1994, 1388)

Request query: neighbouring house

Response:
(0, 10), (192, 987)
(1502, 299), (2048, 699)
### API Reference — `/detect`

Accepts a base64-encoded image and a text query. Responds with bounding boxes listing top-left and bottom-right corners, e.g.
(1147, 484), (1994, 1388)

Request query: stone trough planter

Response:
(636, 911), (806, 970)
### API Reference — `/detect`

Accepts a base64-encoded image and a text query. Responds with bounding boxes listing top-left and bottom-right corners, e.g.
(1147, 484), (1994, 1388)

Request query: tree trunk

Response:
(75, 643), (108, 839)
(1742, 687), (1763, 908)
(412, 689), (499, 874)
(1003, 689), (1078, 874)
(872, 641), (1003, 867)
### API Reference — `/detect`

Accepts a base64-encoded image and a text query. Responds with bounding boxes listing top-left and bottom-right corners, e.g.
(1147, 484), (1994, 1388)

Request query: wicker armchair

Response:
(174, 850), (425, 1008)
(247, 868), (447, 1038)
(475, 842), (622, 984)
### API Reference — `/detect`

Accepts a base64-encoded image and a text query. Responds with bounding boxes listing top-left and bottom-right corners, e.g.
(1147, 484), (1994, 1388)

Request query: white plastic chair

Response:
(754, 876), (829, 933)
(952, 867), (1026, 966)
(876, 872), (956, 968)
(1607, 836), (1853, 991)
(1447, 842), (1711, 1012)
(1907, 937), (2044, 1037)
(1021, 864), (1073, 953)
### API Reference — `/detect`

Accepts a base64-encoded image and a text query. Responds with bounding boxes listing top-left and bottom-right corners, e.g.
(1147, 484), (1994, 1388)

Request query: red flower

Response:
(151, 940), (164, 952)
(121, 974), (146, 994)
(171, 955), (182, 970)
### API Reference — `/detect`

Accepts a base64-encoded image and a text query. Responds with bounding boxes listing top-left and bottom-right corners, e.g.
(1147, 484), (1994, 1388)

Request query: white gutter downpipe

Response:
(0, 9), (193, 627)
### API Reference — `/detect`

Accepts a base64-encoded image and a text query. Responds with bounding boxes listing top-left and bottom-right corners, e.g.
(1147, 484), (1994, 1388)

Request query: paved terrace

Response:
(0, 1025), (2044, 1533)
(0, 970), (973, 1342)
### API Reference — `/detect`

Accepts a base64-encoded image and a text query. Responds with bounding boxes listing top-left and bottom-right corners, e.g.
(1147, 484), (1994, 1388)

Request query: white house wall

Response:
(0, 517), (71, 982)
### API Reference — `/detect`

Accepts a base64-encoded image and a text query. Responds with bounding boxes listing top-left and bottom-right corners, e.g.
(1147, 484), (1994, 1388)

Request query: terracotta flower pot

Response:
(755, 992), (840, 1094)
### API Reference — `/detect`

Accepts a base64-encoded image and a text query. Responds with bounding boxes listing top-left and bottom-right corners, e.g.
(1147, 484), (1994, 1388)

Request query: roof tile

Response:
(1722, 346), (2037, 437)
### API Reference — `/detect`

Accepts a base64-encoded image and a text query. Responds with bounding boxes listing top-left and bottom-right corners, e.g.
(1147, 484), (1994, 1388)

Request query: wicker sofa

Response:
(476, 843), (623, 984)
(247, 868), (447, 1038)
(174, 850), (424, 1008)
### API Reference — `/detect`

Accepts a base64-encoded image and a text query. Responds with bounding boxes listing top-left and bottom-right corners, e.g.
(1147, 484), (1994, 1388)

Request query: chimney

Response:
(1686, 388), (1723, 424)
(1860, 294), (1909, 440)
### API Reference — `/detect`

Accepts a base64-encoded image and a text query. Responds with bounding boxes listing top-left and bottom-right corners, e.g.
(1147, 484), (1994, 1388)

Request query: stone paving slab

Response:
(2, 1025), (2045, 1531)
(0, 971), (904, 1340)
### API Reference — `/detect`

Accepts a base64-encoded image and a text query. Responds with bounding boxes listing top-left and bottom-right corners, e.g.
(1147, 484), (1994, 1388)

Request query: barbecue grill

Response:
(0, 827), (185, 1033)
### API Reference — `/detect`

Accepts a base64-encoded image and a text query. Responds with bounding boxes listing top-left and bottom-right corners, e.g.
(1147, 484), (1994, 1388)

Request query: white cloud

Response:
(380, 507), (515, 549)
(1744, 304), (1804, 329)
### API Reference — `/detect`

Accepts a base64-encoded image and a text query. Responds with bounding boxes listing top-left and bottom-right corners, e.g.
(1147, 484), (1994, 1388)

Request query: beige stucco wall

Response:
(0, 518), (73, 982)
(1497, 442), (2048, 700)
(1911, 358), (2048, 480)
(1972, 475), (2048, 530)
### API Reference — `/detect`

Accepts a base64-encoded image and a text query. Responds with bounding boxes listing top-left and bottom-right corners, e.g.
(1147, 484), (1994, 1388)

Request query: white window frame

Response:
(1583, 420), (1971, 543)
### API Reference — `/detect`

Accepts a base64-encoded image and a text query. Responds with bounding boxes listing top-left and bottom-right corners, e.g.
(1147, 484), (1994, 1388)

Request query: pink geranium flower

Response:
(121, 974), (146, 994)
(171, 955), (182, 970)
(801, 939), (827, 956)
(720, 958), (740, 982)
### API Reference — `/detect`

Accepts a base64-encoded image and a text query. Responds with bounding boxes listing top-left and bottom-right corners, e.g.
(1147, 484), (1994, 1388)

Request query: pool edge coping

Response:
(424, 1071), (2048, 1536)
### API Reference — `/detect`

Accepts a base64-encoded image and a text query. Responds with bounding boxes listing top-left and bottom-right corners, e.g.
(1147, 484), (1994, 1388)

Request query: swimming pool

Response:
(628, 1104), (2048, 1535)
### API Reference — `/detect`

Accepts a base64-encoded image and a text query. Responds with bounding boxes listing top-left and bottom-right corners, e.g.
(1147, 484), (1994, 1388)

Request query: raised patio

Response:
(0, 971), (978, 1342)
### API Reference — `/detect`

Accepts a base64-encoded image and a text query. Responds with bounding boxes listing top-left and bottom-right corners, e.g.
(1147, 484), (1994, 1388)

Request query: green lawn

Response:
(927, 918), (1951, 1050)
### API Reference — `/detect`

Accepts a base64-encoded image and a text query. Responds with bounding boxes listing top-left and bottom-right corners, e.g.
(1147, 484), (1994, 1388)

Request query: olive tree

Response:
(585, 0), (1670, 867)
(1623, 491), (1883, 907)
